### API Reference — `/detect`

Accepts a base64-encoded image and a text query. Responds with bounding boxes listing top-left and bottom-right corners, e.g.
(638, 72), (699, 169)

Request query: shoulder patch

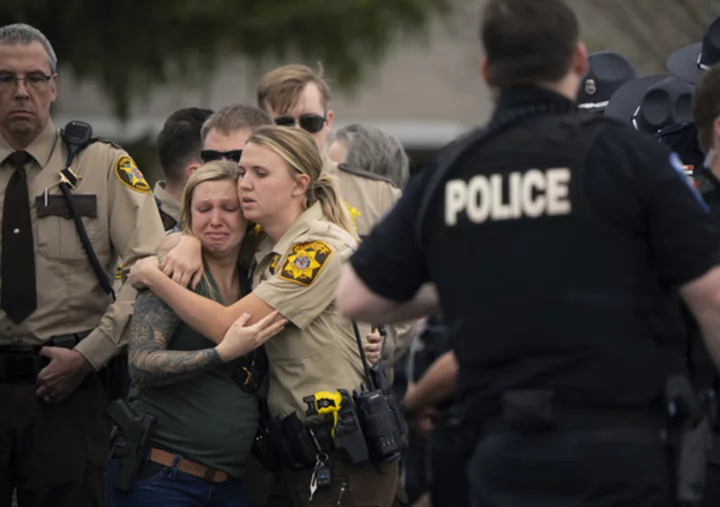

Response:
(278, 241), (333, 287)
(670, 152), (708, 211)
(114, 155), (151, 194)
(338, 163), (397, 187)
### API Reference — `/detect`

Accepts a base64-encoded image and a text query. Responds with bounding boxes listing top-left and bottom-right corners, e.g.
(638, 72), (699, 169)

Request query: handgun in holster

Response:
(251, 400), (281, 472)
(667, 375), (713, 505)
(107, 399), (156, 492)
(303, 389), (370, 464)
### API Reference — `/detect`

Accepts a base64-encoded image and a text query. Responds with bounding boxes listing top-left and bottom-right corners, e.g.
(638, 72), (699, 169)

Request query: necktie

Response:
(1, 151), (37, 323)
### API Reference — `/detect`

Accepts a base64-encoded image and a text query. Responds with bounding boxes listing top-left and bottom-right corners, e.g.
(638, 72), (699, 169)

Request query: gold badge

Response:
(279, 241), (333, 287)
(584, 78), (597, 96)
(250, 224), (263, 235)
(345, 202), (362, 230)
(115, 261), (123, 280)
(114, 155), (151, 194)
(269, 253), (280, 275)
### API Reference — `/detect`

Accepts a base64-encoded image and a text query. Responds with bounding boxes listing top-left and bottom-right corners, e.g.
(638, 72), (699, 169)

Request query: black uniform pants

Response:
(468, 430), (673, 507)
(0, 378), (109, 507)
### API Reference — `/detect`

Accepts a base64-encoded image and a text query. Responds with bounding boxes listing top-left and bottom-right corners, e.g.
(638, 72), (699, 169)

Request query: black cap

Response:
(605, 75), (693, 134)
(667, 16), (720, 84)
(577, 51), (637, 112)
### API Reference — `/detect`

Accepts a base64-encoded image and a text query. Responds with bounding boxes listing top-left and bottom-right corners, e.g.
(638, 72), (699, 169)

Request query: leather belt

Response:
(148, 448), (230, 483)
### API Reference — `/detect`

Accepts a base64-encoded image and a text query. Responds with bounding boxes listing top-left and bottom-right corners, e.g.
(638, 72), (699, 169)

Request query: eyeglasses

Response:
(0, 72), (53, 93)
(201, 149), (243, 163)
(273, 114), (327, 134)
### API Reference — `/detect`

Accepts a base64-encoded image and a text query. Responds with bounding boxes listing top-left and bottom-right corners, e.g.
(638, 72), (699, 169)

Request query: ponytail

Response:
(308, 173), (360, 241)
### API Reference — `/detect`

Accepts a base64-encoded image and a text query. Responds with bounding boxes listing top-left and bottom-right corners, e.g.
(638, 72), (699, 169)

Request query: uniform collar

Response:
(322, 155), (339, 174)
(254, 202), (325, 263)
(492, 85), (576, 123)
(153, 180), (182, 222)
(0, 120), (58, 168)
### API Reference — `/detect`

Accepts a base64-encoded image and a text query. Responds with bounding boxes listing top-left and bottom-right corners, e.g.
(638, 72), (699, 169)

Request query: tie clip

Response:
(58, 167), (81, 189)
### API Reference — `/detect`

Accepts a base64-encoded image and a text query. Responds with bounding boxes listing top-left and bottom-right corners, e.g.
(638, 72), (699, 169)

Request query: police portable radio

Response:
(351, 321), (403, 463)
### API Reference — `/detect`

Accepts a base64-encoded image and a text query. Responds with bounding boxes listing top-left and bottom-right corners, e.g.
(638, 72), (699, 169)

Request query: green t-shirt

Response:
(131, 269), (257, 479)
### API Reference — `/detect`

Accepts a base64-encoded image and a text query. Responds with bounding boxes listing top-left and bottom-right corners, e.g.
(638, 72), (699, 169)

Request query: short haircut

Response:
(0, 23), (57, 74)
(164, 107), (213, 127)
(157, 107), (213, 184)
(480, 0), (579, 89)
(334, 124), (409, 188)
(693, 63), (720, 153)
(257, 64), (331, 114)
(201, 103), (272, 144)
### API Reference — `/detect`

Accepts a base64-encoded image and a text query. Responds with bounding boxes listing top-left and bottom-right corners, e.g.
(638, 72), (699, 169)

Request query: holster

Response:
(251, 400), (281, 472)
(266, 413), (321, 470)
(667, 375), (714, 505)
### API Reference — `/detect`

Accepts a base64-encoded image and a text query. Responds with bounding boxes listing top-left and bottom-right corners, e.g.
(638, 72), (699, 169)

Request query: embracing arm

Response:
(137, 266), (275, 344)
(128, 290), (224, 387)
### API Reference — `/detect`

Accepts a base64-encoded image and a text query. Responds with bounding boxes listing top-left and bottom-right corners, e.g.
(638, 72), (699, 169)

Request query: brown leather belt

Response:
(148, 448), (230, 483)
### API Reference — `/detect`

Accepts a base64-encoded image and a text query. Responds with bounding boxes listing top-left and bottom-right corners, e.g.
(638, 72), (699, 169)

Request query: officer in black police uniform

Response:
(336, 0), (720, 505)
(687, 62), (720, 507)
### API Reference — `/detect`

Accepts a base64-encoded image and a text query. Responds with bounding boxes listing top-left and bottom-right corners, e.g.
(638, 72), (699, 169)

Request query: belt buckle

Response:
(203, 467), (218, 482)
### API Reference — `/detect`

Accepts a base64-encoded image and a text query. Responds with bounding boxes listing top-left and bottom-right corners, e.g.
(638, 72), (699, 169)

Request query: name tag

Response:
(445, 168), (571, 225)
(36, 194), (98, 219)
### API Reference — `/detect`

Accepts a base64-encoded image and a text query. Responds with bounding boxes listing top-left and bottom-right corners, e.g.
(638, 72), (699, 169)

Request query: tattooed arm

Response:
(128, 290), (222, 388)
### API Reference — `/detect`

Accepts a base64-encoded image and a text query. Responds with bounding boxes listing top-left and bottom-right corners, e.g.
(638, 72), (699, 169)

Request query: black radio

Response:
(351, 322), (404, 463)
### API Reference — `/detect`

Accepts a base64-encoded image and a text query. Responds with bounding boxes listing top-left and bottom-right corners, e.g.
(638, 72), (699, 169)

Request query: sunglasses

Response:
(201, 149), (243, 163)
(273, 114), (327, 134)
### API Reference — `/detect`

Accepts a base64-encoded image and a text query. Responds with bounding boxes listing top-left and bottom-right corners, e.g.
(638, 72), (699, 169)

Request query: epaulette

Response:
(337, 163), (398, 187)
(89, 136), (124, 150)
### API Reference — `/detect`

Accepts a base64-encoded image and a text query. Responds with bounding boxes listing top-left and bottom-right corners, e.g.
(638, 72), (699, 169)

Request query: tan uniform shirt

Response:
(323, 159), (415, 369)
(0, 121), (165, 369)
(153, 180), (181, 230)
(251, 202), (371, 419)
(324, 159), (401, 239)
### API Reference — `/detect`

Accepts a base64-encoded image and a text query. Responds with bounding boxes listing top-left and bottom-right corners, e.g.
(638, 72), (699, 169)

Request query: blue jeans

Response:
(106, 457), (251, 507)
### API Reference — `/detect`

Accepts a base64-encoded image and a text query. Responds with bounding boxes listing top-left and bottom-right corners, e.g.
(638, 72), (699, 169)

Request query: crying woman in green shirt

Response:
(108, 160), (286, 507)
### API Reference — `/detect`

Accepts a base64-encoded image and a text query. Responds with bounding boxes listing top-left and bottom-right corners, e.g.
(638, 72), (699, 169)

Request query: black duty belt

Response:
(0, 329), (93, 382)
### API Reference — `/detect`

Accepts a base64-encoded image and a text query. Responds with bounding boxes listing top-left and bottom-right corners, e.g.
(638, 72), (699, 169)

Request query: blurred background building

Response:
(40, 0), (719, 181)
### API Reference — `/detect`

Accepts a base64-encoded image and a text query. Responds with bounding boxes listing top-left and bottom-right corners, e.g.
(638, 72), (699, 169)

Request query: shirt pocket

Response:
(35, 194), (104, 262)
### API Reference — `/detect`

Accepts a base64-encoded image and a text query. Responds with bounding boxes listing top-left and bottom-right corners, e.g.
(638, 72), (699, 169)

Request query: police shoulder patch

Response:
(278, 241), (333, 287)
(670, 152), (708, 211)
(114, 155), (151, 194)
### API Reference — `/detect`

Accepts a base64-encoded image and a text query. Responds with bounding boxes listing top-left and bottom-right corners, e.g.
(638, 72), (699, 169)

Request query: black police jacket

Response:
(350, 86), (719, 422)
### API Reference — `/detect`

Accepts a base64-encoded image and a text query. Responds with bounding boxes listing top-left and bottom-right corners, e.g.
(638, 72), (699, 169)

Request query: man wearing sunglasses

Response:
(200, 103), (273, 165)
(257, 64), (402, 238)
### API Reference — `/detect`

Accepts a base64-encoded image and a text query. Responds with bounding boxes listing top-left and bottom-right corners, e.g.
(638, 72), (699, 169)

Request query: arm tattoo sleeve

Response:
(128, 290), (223, 388)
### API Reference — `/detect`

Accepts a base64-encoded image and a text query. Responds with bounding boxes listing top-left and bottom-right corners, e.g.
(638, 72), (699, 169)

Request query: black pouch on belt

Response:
(501, 389), (556, 432)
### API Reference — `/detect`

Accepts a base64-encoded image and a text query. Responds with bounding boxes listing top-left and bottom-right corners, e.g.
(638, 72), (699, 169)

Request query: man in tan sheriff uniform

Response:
(251, 202), (397, 507)
(0, 23), (164, 507)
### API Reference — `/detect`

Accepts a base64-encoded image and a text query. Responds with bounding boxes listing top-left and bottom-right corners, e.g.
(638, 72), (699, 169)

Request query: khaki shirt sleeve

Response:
(75, 149), (165, 370)
(253, 241), (343, 330)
